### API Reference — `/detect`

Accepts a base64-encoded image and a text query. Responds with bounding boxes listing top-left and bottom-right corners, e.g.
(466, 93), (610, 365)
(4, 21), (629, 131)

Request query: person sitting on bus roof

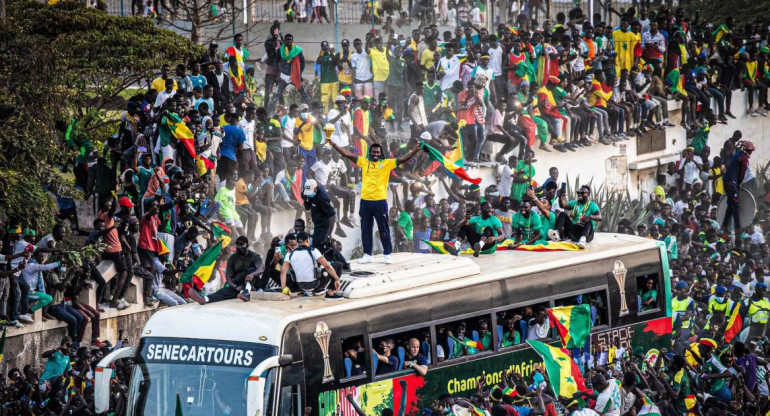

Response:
(552, 185), (602, 249)
(525, 306), (550, 341)
(280, 232), (342, 300)
(456, 201), (505, 257)
(188, 236), (263, 305)
(404, 338), (428, 376)
(372, 338), (399, 375)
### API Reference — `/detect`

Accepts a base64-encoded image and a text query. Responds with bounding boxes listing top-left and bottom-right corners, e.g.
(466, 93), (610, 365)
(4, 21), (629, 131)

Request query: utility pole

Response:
(333, 0), (340, 49)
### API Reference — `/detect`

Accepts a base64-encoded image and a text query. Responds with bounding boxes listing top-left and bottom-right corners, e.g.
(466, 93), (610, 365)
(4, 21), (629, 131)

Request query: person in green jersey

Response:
(458, 201), (505, 257)
(669, 355), (692, 414)
(554, 184), (601, 248)
(510, 199), (542, 247)
(510, 151), (536, 202)
(527, 187), (555, 244)
(316, 41), (339, 113)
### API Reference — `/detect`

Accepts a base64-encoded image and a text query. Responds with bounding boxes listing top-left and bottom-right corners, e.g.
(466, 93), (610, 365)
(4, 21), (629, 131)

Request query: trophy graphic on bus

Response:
(613, 260), (629, 316)
(314, 321), (335, 383)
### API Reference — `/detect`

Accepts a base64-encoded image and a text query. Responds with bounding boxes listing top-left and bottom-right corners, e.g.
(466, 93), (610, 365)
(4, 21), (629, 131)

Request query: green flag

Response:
(175, 393), (183, 416)
(546, 304), (592, 348)
(180, 240), (223, 290)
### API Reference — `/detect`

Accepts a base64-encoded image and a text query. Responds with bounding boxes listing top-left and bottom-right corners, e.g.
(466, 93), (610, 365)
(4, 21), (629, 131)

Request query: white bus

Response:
(95, 233), (672, 416)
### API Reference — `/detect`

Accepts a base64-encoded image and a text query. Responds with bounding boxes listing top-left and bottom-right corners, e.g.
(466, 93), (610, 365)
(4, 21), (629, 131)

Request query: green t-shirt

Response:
(704, 356), (728, 394)
(511, 211), (542, 242)
(397, 211), (414, 240)
(510, 161), (535, 202)
(501, 330), (521, 347)
(672, 368), (691, 413)
(540, 211), (556, 243)
(664, 235), (678, 260)
(386, 56), (406, 87)
(423, 82), (442, 111)
(641, 289), (658, 311)
(214, 186), (239, 221)
(468, 215), (503, 236)
(318, 53), (338, 83)
(137, 166), (153, 195)
(567, 200), (600, 228)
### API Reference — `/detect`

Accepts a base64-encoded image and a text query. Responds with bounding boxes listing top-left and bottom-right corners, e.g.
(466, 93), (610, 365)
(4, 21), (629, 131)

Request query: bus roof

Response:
(142, 233), (661, 345)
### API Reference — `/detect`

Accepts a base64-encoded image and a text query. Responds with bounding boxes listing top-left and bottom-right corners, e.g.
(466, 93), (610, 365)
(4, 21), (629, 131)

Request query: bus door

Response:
(277, 324), (306, 416)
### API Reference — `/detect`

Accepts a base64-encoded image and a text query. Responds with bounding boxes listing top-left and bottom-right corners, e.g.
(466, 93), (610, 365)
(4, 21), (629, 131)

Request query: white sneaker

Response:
(577, 237), (587, 249)
(549, 229), (561, 242)
(10, 321), (23, 328)
(18, 314), (33, 324)
(117, 299), (130, 310)
(359, 254), (372, 264)
(383, 255), (392, 264)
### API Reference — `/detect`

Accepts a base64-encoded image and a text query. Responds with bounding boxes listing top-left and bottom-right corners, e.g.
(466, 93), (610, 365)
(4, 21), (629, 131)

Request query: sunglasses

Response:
(577, 191), (589, 195)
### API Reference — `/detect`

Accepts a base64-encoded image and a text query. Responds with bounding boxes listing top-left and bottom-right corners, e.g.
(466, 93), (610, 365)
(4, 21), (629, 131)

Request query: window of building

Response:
(435, 314), (493, 362)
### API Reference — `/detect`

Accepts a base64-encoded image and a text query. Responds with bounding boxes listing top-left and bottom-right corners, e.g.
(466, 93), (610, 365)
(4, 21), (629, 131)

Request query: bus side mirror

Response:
(94, 347), (136, 414)
(278, 354), (293, 367)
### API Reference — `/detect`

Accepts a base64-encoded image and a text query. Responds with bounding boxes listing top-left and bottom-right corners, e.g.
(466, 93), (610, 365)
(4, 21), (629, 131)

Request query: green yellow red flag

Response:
(547, 304), (593, 348)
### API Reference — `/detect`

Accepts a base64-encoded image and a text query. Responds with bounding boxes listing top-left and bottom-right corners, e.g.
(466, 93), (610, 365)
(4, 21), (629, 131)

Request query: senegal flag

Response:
(423, 240), (450, 254)
(180, 240), (223, 289)
(158, 239), (170, 256)
(450, 335), (485, 351)
(420, 142), (481, 185)
(637, 395), (661, 416)
(160, 112), (196, 159)
(547, 305), (592, 348)
(211, 221), (232, 247)
(527, 340), (587, 398)
(712, 24), (731, 43)
(723, 305), (743, 343)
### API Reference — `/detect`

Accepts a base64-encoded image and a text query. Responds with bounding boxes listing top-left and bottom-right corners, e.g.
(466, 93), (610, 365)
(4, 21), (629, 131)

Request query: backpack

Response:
(288, 246), (323, 281)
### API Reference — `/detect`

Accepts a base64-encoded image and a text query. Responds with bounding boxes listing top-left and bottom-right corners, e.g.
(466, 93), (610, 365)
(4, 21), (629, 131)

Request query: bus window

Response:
(372, 328), (430, 376)
(436, 315), (493, 361)
(496, 301), (550, 348)
(339, 336), (367, 380)
(637, 274), (659, 313)
(554, 290), (608, 327)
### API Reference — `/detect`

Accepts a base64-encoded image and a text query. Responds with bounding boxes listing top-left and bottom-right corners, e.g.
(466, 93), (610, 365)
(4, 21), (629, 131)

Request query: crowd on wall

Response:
(6, 2), (770, 415)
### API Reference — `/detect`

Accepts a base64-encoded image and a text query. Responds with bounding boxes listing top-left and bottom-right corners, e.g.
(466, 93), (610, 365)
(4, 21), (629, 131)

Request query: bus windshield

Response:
(127, 338), (277, 416)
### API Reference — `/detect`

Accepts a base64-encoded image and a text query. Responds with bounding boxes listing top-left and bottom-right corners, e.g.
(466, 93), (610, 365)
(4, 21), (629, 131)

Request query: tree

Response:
(0, 0), (202, 231)
(157, 0), (266, 45)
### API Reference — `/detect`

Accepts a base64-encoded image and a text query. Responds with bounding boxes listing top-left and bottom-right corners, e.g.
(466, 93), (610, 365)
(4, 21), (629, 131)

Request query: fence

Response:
(99, 0), (642, 28)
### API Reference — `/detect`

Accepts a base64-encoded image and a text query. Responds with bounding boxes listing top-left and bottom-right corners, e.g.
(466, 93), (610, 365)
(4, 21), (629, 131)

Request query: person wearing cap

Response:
(280, 232), (341, 299)
(327, 95), (353, 148)
(722, 140), (754, 234)
(327, 135), (420, 264)
(190, 236), (263, 304)
(316, 41), (339, 113)
(742, 281), (770, 341)
(302, 179), (336, 249)
(696, 338), (733, 402)
(705, 285), (734, 330)
(312, 148), (356, 230)
(671, 280), (695, 338)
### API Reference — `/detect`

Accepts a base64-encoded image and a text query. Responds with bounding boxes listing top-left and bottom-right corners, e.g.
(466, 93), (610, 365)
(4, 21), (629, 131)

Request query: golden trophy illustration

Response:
(314, 321), (334, 383)
(613, 260), (629, 316)
(323, 123), (335, 142)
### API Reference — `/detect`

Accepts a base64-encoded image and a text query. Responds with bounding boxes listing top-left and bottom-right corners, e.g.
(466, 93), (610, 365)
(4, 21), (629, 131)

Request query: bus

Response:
(94, 233), (672, 416)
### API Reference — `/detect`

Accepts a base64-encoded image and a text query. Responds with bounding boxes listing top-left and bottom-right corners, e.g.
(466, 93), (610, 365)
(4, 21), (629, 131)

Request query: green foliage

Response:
(0, 0), (202, 231)
(682, 1), (770, 30)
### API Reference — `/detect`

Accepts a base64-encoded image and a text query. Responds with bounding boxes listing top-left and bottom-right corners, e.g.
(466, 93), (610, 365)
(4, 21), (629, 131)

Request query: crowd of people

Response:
(5, 1), (770, 415)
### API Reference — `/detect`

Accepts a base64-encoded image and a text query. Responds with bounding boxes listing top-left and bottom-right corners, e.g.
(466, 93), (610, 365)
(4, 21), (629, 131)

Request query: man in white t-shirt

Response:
(237, 105), (258, 173)
(351, 38), (373, 99)
(591, 374), (622, 416)
(312, 149), (356, 228)
(327, 96), (352, 147)
(280, 232), (342, 299)
(437, 43), (461, 91)
(497, 155), (517, 198)
(280, 104), (298, 151)
(487, 35), (505, 97)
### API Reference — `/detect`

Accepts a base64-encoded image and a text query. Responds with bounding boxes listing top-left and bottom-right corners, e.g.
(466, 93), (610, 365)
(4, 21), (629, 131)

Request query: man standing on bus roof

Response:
(404, 338), (428, 376)
(327, 138), (420, 264)
(189, 236), (263, 305)
(457, 201), (505, 257)
(722, 140), (754, 236)
(553, 185), (602, 249)
(671, 281), (695, 343)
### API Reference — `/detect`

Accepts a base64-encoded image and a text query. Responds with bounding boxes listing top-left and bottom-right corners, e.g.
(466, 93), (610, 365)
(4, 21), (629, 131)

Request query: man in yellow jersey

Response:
(327, 140), (420, 264)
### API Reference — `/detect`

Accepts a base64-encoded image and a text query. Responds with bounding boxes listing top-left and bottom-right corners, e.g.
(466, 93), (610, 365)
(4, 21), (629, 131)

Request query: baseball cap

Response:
(303, 179), (318, 196)
(298, 103), (309, 112)
(675, 281), (687, 289)
(419, 131), (432, 141)
(715, 285), (726, 295)
(335, 95), (347, 103)
(119, 197), (135, 208)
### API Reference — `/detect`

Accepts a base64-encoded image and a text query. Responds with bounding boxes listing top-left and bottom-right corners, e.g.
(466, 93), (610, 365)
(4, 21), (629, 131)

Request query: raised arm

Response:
(397, 144), (421, 166)
(327, 138), (359, 163)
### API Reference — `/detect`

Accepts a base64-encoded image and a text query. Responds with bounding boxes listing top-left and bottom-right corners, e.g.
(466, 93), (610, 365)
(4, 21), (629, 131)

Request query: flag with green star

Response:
(547, 304), (592, 348)
(527, 340), (587, 399)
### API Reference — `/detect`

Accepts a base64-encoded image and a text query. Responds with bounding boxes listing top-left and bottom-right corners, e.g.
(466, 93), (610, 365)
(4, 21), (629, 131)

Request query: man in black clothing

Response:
(205, 61), (230, 114)
(189, 236), (263, 304)
(86, 157), (117, 213)
(302, 179), (336, 250)
(264, 23), (283, 111)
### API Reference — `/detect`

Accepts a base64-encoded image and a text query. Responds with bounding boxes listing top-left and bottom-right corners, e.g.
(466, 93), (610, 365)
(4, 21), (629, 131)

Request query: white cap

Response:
(303, 179), (318, 196)
(419, 131), (432, 141)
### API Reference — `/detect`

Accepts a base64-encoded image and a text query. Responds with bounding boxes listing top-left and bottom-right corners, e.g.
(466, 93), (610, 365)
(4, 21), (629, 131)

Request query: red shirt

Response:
(98, 212), (122, 253)
(138, 215), (161, 252)
(457, 91), (477, 125)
